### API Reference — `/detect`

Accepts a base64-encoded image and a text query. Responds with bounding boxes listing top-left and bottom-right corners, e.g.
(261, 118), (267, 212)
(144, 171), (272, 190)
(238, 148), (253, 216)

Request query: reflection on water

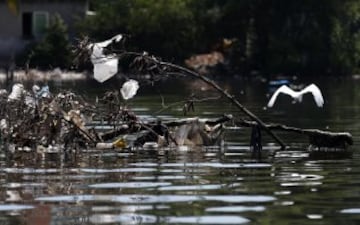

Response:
(89, 214), (250, 224)
(0, 77), (360, 224)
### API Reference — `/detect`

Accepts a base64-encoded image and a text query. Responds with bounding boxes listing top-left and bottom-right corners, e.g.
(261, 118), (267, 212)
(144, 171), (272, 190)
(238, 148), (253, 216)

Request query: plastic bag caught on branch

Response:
(88, 34), (123, 83)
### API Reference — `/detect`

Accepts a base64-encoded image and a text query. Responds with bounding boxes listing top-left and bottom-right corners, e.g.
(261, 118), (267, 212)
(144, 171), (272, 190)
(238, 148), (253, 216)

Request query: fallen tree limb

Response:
(76, 37), (355, 150)
(159, 61), (286, 149)
(100, 124), (133, 141)
(99, 114), (233, 142)
(116, 51), (286, 149)
(237, 119), (353, 149)
(164, 114), (233, 127)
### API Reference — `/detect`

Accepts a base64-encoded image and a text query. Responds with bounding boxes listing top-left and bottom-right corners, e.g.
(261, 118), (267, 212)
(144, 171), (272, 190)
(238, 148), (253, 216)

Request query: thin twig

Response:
(153, 95), (221, 115)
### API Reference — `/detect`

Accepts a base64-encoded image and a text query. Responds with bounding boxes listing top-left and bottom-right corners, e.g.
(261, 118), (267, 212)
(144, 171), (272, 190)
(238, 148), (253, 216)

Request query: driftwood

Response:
(164, 114), (233, 127)
(238, 119), (353, 149)
(159, 61), (286, 148)
(99, 114), (232, 147)
(0, 81), (352, 152)
(121, 52), (356, 150)
(114, 51), (286, 149)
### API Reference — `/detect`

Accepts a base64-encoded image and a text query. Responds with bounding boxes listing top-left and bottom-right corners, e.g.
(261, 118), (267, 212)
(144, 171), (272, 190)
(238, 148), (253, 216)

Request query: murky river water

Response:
(0, 76), (360, 225)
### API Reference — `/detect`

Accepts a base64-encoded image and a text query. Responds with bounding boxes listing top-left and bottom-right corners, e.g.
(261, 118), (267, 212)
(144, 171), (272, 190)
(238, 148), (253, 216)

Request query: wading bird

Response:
(267, 84), (324, 108)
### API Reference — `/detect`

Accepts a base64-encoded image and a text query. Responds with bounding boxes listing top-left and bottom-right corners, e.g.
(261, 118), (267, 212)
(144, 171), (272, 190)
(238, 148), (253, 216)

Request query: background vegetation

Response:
(22, 14), (73, 69)
(23, 0), (360, 77)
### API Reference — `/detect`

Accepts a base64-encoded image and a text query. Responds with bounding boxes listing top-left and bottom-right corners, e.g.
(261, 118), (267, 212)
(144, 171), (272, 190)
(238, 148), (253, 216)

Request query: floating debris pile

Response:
(0, 34), (354, 157)
(0, 83), (98, 152)
(0, 83), (230, 154)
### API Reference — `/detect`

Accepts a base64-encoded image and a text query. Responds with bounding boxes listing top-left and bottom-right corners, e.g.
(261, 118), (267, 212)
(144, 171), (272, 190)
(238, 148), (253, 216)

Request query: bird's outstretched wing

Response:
(299, 84), (324, 107)
(267, 85), (297, 107)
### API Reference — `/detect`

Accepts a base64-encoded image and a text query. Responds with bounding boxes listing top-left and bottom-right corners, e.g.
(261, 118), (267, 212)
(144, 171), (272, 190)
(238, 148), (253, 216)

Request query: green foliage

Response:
(81, 0), (360, 76)
(327, 1), (360, 75)
(127, 0), (197, 59)
(27, 14), (73, 69)
(80, 0), (198, 59)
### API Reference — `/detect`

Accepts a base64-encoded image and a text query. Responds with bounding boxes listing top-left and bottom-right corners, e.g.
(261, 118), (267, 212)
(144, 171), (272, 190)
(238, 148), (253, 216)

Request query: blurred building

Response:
(0, 0), (89, 65)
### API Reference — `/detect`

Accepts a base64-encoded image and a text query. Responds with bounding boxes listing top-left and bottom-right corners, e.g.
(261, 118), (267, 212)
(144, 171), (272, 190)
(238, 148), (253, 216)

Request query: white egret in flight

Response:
(120, 79), (139, 100)
(267, 84), (324, 108)
(89, 34), (123, 83)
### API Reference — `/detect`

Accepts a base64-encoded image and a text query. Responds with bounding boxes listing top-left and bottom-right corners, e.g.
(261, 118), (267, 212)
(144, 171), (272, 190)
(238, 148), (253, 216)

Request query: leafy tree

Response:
(223, 0), (360, 76)
(328, 0), (360, 75)
(27, 14), (73, 69)
(80, 0), (198, 59)
(82, 0), (360, 76)
(20, 15), (73, 69)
